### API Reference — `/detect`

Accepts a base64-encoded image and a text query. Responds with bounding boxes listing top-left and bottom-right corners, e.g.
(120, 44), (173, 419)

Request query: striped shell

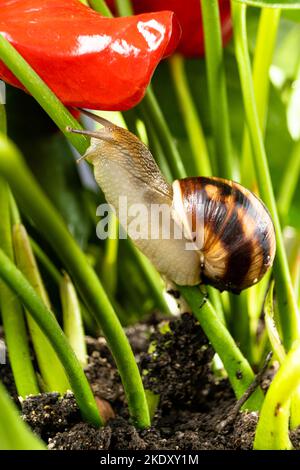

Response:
(172, 176), (276, 294)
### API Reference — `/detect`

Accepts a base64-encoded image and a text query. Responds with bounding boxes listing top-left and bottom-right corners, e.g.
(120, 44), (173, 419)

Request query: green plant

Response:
(0, 381), (46, 450)
(0, 0), (299, 451)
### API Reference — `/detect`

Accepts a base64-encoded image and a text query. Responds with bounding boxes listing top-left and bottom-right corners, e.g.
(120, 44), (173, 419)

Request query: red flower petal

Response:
(0, 0), (181, 110)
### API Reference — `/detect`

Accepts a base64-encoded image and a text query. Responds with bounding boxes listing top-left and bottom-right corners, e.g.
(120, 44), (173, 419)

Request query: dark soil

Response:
(2, 313), (299, 450)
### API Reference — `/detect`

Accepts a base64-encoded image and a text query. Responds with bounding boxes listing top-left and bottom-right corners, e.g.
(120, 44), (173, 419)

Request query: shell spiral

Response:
(172, 177), (276, 293)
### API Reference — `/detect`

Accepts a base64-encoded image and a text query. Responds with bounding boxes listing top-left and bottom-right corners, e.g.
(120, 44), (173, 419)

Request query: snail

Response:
(68, 111), (276, 294)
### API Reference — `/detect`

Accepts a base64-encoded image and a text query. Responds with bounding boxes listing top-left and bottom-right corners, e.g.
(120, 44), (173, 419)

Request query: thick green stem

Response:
(0, 381), (46, 450)
(0, 105), (6, 135)
(254, 341), (300, 450)
(30, 237), (99, 335)
(115, 0), (133, 16)
(88, 0), (113, 16)
(232, 2), (300, 350)
(200, 0), (233, 179)
(207, 286), (226, 324)
(179, 286), (264, 410)
(230, 292), (253, 363)
(0, 247), (101, 426)
(241, 8), (281, 189)
(0, 35), (89, 154)
(0, 135), (150, 428)
(0, 179), (39, 397)
(169, 55), (212, 177)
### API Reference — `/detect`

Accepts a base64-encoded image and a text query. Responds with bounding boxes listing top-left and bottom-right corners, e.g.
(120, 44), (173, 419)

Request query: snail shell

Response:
(69, 113), (276, 293)
(172, 177), (276, 294)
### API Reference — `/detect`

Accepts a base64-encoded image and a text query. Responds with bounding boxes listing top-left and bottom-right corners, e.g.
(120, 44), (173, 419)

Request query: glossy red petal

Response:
(0, 0), (181, 110)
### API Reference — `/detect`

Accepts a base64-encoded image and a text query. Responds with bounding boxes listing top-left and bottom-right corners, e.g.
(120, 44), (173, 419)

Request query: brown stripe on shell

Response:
(235, 206), (265, 290)
(200, 179), (253, 291)
(231, 181), (276, 282)
(215, 207), (253, 292)
(202, 180), (236, 254)
(178, 178), (204, 236)
(232, 186), (266, 288)
(211, 178), (275, 289)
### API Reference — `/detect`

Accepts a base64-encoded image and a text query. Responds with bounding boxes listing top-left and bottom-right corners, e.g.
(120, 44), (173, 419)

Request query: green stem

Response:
(179, 285), (264, 410)
(88, 0), (113, 16)
(30, 238), (62, 284)
(0, 179), (39, 397)
(207, 286), (226, 324)
(0, 35), (89, 155)
(0, 381), (46, 450)
(230, 292), (253, 363)
(0, 105), (6, 135)
(0, 80), (6, 133)
(169, 55), (212, 177)
(0, 247), (101, 426)
(277, 139), (300, 222)
(60, 273), (87, 368)
(115, 0), (133, 16)
(0, 134), (150, 429)
(241, 8), (281, 189)
(30, 237), (99, 335)
(13, 223), (70, 394)
(232, 2), (300, 350)
(9, 190), (21, 224)
(248, 273), (270, 364)
(254, 341), (300, 450)
(200, 0), (233, 179)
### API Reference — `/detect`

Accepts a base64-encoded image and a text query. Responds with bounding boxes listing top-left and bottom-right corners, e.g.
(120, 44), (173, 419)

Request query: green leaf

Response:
(234, 0), (300, 9)
(264, 281), (286, 364)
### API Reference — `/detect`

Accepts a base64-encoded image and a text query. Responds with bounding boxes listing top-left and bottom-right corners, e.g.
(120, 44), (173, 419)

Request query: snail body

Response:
(69, 113), (276, 293)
